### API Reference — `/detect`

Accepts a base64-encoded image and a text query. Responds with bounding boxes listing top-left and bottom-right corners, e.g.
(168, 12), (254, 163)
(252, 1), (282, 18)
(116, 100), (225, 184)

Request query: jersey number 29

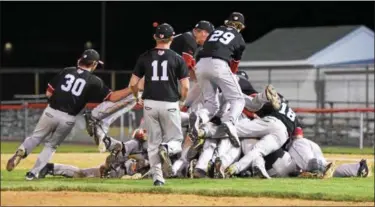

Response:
(208, 30), (235, 45)
(61, 74), (87, 96)
(278, 103), (296, 122)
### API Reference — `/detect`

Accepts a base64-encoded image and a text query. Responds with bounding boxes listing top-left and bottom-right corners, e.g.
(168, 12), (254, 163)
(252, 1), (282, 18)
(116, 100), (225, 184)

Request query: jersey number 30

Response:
(278, 103), (296, 122)
(208, 30), (235, 45)
(61, 74), (87, 96)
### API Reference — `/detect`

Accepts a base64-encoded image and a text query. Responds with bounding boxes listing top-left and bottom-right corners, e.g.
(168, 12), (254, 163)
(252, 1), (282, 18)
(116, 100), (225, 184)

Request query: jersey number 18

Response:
(278, 103), (296, 122)
(208, 30), (235, 45)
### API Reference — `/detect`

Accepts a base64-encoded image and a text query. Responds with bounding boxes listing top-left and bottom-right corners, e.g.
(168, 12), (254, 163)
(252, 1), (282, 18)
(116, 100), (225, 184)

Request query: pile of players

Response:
(6, 12), (370, 183)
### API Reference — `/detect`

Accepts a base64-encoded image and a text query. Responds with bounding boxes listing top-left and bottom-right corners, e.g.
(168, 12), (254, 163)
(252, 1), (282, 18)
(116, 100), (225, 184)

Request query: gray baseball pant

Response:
(18, 105), (76, 176)
(143, 99), (184, 183)
(195, 57), (245, 124)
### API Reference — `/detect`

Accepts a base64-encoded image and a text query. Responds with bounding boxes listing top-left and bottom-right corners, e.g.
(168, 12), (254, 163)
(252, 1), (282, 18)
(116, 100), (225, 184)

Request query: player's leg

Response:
(226, 119), (288, 178)
(190, 59), (220, 139)
(265, 151), (298, 177)
(41, 163), (100, 178)
(194, 138), (218, 177)
(27, 112), (76, 180)
(214, 138), (241, 178)
(6, 106), (59, 172)
(211, 59), (245, 147)
(333, 159), (371, 177)
(143, 100), (164, 184)
(158, 100), (184, 178)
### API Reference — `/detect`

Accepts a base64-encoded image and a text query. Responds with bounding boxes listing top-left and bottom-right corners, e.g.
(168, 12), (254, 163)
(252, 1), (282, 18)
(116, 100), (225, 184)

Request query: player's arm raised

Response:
(230, 37), (246, 74)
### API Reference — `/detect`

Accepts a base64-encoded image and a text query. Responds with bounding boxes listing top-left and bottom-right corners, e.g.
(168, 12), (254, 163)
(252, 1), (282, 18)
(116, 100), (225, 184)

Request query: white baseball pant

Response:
(195, 57), (245, 124)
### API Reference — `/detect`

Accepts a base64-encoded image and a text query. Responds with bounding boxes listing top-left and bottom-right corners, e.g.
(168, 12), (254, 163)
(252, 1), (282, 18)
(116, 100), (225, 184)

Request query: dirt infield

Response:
(1, 191), (374, 206)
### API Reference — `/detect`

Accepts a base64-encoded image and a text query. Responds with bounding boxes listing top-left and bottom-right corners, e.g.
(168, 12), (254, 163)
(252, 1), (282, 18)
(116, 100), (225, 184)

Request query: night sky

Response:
(1, 1), (374, 70)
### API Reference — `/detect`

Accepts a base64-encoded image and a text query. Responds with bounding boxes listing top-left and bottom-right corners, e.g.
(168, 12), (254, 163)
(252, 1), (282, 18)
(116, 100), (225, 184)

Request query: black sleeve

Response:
(178, 57), (189, 80)
(232, 36), (246, 61)
(47, 68), (66, 91)
(87, 76), (112, 102)
(132, 56), (145, 78)
(182, 36), (196, 57)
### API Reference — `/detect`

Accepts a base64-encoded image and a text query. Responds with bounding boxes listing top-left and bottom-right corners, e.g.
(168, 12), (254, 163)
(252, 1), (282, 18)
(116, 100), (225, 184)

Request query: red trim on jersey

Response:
(182, 52), (196, 69)
(103, 91), (113, 101)
(47, 84), (54, 93)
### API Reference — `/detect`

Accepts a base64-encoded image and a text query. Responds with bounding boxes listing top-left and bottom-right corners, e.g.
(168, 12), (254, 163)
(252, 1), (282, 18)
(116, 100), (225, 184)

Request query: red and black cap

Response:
(80, 49), (103, 65)
(195, 20), (215, 33)
(155, 23), (175, 40)
(226, 12), (245, 26)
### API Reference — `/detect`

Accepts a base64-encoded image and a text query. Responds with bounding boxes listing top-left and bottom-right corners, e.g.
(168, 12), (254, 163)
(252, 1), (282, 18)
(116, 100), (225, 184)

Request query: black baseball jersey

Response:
(198, 26), (246, 64)
(133, 49), (189, 102)
(47, 67), (111, 116)
(171, 32), (199, 57)
(256, 96), (298, 136)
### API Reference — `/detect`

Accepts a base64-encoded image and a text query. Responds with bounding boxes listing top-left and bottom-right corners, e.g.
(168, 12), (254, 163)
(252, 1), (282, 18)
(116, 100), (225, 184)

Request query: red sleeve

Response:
(182, 52), (196, 70)
(230, 60), (240, 73)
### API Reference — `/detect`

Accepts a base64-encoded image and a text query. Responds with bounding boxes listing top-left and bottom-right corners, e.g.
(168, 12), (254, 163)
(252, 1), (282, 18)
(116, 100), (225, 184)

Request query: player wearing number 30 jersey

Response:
(6, 49), (131, 181)
(189, 12), (247, 149)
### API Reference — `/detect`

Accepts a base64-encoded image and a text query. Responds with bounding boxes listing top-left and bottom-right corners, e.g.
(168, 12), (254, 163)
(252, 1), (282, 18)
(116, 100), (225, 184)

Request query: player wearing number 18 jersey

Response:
(189, 12), (247, 149)
(129, 23), (190, 186)
(6, 49), (131, 180)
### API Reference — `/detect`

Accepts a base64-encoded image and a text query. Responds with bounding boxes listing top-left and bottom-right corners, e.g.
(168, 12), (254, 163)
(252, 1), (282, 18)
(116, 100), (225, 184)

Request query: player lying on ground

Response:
(6, 49), (131, 180)
(288, 127), (371, 178)
(36, 128), (150, 179)
(84, 20), (213, 153)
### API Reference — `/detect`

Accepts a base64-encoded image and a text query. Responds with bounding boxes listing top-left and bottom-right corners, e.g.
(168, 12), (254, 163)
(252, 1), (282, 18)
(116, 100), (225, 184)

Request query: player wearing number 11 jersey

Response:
(189, 12), (247, 148)
(6, 49), (131, 180)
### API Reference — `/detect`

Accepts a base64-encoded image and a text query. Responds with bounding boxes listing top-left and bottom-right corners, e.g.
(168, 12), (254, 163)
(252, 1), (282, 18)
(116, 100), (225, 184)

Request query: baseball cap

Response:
(80, 49), (103, 65)
(155, 23), (175, 40)
(226, 12), (245, 26)
(236, 70), (249, 80)
(195, 20), (214, 33)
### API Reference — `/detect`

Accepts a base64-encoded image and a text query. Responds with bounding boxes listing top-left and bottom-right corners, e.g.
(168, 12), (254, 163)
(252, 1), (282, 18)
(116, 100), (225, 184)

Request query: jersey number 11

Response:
(151, 60), (169, 81)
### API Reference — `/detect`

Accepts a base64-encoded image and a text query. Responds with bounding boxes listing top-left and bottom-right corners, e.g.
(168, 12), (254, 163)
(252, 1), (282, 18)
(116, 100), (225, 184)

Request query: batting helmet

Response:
(237, 70), (249, 80)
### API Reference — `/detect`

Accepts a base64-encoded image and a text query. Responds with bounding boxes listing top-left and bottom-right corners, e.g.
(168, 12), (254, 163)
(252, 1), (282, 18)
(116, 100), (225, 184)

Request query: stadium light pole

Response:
(101, 2), (106, 65)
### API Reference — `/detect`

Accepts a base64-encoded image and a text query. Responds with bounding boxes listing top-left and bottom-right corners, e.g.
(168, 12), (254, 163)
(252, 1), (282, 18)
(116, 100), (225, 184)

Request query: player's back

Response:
(269, 101), (298, 136)
(171, 32), (198, 57)
(48, 67), (110, 116)
(136, 49), (188, 102)
(198, 26), (246, 64)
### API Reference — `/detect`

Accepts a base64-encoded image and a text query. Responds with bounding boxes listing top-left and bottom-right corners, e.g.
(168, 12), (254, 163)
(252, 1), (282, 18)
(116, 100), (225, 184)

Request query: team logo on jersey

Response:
(234, 16), (239, 20)
(159, 34), (164, 38)
(158, 50), (165, 55)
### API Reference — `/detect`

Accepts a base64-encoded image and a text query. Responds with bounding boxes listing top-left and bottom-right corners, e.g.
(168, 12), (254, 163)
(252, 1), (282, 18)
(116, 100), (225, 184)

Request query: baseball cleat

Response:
(213, 157), (225, 179)
(188, 112), (201, 141)
(358, 159), (370, 177)
(193, 168), (207, 178)
(84, 110), (101, 145)
(188, 159), (198, 179)
(207, 161), (215, 178)
(187, 138), (205, 160)
(25, 172), (37, 181)
(323, 162), (335, 178)
(265, 84), (281, 110)
(153, 180), (164, 186)
(252, 165), (271, 179)
(6, 148), (26, 172)
(159, 145), (173, 178)
(225, 164), (238, 178)
(222, 122), (240, 148)
(38, 163), (54, 179)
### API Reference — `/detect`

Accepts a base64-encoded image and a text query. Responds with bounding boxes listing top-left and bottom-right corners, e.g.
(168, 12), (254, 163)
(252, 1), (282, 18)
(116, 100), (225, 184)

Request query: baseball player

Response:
(288, 127), (371, 178)
(6, 49), (131, 180)
(201, 85), (297, 179)
(189, 12), (247, 148)
(128, 23), (190, 186)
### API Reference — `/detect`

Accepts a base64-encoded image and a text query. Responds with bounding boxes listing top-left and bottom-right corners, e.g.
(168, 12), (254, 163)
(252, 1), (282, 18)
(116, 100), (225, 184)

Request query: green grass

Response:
(1, 170), (374, 202)
(1, 141), (374, 154)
